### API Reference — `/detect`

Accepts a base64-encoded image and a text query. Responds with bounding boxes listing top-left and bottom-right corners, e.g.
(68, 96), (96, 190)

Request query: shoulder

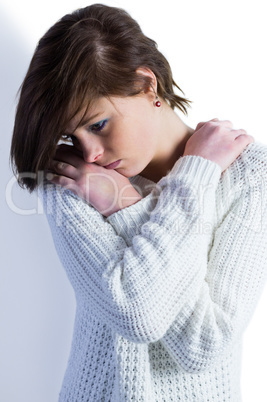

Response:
(216, 141), (267, 207)
(215, 142), (267, 221)
(221, 141), (267, 189)
(236, 141), (267, 173)
(212, 141), (267, 233)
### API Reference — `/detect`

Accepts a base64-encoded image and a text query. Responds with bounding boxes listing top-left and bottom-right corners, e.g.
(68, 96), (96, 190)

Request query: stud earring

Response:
(155, 95), (161, 107)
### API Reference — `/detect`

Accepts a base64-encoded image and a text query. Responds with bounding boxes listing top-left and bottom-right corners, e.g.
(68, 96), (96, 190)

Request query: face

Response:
(63, 94), (161, 178)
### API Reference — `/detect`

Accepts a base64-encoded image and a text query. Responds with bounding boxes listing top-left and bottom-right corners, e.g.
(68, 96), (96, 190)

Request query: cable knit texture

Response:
(40, 142), (267, 401)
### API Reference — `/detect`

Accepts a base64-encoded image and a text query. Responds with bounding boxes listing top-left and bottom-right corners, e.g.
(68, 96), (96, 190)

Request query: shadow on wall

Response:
(0, 6), (41, 260)
(0, 6), (30, 179)
(0, 8), (75, 402)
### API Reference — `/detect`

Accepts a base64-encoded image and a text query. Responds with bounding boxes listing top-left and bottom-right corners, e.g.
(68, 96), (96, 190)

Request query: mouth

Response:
(104, 159), (121, 169)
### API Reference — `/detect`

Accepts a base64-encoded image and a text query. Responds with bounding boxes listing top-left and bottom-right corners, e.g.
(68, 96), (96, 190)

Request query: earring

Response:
(155, 95), (161, 107)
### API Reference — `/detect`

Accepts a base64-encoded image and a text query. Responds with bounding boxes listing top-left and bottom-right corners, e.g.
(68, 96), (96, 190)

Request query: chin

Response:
(116, 166), (142, 178)
(116, 170), (129, 178)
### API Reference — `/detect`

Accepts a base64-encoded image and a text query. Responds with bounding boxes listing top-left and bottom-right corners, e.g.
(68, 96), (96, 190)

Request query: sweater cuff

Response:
(158, 155), (222, 190)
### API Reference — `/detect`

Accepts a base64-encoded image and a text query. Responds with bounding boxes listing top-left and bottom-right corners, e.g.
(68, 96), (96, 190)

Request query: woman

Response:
(10, 4), (267, 401)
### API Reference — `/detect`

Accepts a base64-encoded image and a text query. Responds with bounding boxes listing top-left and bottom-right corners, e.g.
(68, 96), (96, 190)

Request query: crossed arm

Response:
(42, 144), (267, 373)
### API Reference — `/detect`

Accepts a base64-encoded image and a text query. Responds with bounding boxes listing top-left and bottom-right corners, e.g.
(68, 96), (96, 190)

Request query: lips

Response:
(104, 160), (121, 169)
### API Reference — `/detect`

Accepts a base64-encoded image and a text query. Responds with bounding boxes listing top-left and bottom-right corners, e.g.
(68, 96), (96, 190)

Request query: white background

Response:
(1, 0), (267, 401)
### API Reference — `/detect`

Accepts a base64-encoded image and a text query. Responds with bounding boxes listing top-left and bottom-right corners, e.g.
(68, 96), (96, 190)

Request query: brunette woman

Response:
(11, 4), (267, 401)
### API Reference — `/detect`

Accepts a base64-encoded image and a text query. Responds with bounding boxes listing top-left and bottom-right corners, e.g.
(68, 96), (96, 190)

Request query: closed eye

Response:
(89, 119), (108, 132)
(60, 118), (108, 142)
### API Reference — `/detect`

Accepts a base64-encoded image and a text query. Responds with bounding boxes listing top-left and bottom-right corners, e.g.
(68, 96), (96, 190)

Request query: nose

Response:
(78, 136), (104, 164)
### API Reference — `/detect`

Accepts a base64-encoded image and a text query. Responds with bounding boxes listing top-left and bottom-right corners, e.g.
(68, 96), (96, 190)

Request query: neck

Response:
(140, 101), (194, 182)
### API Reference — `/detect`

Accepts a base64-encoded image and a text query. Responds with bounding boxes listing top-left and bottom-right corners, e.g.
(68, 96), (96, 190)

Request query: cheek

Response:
(108, 116), (157, 156)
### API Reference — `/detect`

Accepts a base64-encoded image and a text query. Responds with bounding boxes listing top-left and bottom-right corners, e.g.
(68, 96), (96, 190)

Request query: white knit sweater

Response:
(41, 142), (267, 402)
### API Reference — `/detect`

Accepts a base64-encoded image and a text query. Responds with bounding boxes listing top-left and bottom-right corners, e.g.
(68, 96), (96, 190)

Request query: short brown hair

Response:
(10, 3), (192, 191)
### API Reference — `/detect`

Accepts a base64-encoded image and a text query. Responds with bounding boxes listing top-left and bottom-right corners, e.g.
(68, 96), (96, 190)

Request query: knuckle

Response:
(210, 124), (221, 134)
(235, 134), (245, 141)
(208, 118), (219, 124)
(207, 120), (218, 128)
(235, 134), (253, 145)
(236, 128), (247, 134)
(57, 161), (66, 170)
(196, 122), (204, 130)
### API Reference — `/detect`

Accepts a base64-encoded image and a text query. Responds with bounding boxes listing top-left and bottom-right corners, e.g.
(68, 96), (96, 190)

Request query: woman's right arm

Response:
(41, 153), (221, 343)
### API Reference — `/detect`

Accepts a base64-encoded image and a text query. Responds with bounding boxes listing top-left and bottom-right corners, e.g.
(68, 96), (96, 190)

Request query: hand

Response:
(47, 144), (142, 216)
(183, 118), (254, 171)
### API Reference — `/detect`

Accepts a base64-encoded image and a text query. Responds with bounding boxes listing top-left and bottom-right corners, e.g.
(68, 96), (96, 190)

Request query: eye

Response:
(89, 119), (108, 132)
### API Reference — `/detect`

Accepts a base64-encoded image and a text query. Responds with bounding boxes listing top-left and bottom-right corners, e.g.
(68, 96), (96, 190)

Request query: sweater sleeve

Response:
(162, 152), (267, 372)
(40, 155), (221, 343)
(108, 144), (267, 372)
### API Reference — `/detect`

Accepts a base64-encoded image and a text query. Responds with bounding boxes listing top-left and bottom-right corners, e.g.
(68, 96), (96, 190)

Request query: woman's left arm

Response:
(108, 144), (267, 373)
(160, 165), (267, 372)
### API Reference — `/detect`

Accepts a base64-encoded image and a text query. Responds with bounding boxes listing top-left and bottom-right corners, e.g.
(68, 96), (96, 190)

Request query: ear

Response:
(135, 67), (158, 95)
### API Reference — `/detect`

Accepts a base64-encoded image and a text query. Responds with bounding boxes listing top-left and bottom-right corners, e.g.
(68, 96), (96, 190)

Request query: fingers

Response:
(196, 119), (252, 140)
(195, 118), (219, 131)
(228, 128), (248, 139)
(195, 118), (233, 132)
(48, 144), (85, 179)
(234, 133), (255, 143)
(46, 171), (76, 191)
(50, 159), (79, 179)
(49, 144), (85, 178)
(54, 143), (84, 166)
(231, 129), (247, 135)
